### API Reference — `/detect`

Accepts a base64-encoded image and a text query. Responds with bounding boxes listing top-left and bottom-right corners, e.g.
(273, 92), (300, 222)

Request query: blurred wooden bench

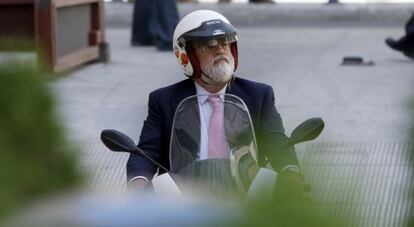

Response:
(0, 0), (109, 73)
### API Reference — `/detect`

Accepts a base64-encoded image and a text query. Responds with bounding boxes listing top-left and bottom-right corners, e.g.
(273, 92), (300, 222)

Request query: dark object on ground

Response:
(341, 56), (374, 66)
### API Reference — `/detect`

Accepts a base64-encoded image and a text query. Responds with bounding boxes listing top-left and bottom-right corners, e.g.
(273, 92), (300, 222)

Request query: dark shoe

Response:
(386, 37), (414, 59)
(403, 49), (414, 60)
(385, 37), (407, 52)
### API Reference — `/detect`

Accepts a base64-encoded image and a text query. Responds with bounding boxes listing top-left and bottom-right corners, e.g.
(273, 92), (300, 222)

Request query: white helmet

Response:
(173, 10), (238, 80)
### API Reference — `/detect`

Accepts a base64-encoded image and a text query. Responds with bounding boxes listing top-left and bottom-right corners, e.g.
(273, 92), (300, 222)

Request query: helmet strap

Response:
(230, 42), (238, 71)
(185, 46), (201, 78)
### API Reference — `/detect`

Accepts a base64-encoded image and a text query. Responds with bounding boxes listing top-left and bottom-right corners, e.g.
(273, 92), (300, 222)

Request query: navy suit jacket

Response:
(127, 77), (299, 181)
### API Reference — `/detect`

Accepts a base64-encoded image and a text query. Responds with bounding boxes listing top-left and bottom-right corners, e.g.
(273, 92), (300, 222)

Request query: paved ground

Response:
(49, 3), (414, 226)
(106, 3), (414, 28)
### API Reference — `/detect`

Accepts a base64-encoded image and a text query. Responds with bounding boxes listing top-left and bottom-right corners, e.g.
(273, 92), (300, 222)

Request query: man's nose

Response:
(214, 44), (226, 55)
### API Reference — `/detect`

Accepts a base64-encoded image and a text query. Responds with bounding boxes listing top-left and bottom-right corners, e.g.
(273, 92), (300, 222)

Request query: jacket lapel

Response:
(226, 78), (253, 111)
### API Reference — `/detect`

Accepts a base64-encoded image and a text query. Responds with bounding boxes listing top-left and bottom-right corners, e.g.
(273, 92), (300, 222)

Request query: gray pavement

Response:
(106, 3), (414, 28)
(51, 3), (414, 226)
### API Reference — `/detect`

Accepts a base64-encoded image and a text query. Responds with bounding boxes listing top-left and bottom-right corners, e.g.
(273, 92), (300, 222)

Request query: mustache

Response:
(212, 55), (230, 64)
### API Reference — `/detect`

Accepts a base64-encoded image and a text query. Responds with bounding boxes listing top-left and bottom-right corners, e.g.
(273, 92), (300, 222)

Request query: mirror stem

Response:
(136, 148), (169, 172)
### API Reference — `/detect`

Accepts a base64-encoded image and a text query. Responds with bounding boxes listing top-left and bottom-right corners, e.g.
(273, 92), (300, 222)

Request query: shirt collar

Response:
(194, 81), (227, 105)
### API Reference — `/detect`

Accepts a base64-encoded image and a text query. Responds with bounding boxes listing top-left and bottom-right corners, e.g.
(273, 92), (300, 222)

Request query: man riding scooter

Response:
(126, 10), (305, 199)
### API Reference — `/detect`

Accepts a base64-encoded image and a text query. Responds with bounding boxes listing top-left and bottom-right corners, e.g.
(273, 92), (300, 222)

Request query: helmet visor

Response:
(191, 36), (238, 50)
(180, 19), (237, 45)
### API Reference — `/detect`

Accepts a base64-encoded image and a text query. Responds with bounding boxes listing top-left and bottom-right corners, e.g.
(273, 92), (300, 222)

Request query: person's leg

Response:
(402, 13), (414, 58)
(131, 0), (154, 46)
(405, 13), (414, 41)
(150, 0), (179, 51)
(385, 12), (414, 58)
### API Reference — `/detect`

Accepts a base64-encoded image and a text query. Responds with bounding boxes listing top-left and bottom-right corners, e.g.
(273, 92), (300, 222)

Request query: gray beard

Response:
(201, 56), (234, 84)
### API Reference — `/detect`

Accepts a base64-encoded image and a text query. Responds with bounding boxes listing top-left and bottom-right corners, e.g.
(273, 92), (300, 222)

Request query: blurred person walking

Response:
(385, 13), (414, 60)
(131, 0), (179, 51)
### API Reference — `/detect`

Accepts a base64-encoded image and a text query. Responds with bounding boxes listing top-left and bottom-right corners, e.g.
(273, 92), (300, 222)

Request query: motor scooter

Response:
(3, 94), (325, 227)
(101, 94), (324, 201)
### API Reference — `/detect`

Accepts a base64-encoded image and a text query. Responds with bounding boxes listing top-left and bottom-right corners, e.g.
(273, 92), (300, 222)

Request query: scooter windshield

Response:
(169, 94), (259, 195)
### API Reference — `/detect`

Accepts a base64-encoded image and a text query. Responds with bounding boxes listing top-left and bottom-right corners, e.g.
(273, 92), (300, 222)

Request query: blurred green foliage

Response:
(238, 190), (353, 227)
(0, 37), (34, 52)
(0, 61), (81, 220)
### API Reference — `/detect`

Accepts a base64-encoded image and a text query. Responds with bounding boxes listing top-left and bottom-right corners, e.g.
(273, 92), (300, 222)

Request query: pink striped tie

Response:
(207, 95), (227, 159)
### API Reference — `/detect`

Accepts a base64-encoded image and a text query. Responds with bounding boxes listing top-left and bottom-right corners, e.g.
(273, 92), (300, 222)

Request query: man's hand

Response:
(273, 171), (307, 204)
(128, 178), (149, 191)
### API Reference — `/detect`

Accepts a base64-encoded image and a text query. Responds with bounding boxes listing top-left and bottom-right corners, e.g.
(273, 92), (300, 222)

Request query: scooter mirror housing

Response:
(290, 118), (324, 145)
(100, 129), (169, 172)
(100, 129), (139, 153)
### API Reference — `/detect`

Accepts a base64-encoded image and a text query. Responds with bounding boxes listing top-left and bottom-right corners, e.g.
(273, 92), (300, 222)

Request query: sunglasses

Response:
(192, 36), (237, 51)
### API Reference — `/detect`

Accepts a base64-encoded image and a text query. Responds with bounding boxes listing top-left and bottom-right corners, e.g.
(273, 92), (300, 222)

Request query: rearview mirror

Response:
(100, 129), (168, 172)
(100, 129), (138, 153)
(290, 118), (324, 145)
